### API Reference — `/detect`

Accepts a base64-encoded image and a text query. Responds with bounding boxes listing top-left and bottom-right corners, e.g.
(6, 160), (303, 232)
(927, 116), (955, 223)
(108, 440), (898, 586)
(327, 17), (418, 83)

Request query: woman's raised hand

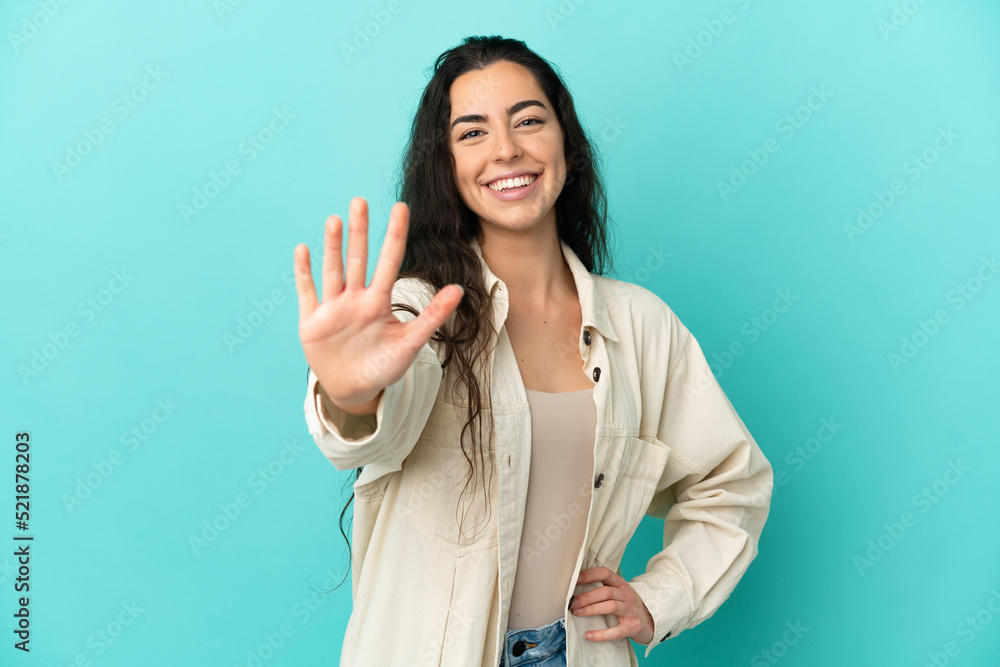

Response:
(294, 197), (464, 413)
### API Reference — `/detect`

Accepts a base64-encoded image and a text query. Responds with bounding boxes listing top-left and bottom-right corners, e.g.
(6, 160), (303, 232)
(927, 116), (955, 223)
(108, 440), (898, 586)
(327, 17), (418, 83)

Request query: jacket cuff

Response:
(306, 370), (380, 442)
(304, 368), (403, 470)
(628, 574), (694, 659)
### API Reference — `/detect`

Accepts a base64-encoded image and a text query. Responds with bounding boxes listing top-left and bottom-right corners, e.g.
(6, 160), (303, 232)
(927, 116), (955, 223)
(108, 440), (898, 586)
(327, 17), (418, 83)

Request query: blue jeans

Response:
(499, 617), (567, 667)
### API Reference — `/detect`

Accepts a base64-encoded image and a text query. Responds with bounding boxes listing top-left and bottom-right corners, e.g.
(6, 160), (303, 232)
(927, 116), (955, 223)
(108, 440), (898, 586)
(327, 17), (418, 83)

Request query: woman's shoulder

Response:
(593, 274), (688, 338)
(593, 275), (694, 381)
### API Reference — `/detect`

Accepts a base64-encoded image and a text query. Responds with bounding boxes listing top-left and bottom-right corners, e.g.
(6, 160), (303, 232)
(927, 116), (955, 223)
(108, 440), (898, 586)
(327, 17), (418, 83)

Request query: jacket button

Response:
(583, 329), (591, 345)
(512, 640), (528, 656)
(660, 631), (671, 642)
(592, 366), (601, 382)
(594, 473), (604, 488)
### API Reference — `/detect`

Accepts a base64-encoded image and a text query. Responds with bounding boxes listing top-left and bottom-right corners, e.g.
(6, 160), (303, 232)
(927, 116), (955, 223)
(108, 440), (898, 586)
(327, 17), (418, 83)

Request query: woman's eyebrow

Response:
(450, 99), (547, 129)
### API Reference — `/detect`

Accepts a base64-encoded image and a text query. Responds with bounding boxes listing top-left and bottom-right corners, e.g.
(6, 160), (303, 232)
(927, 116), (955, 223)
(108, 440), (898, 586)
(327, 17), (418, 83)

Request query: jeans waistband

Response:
(500, 617), (567, 667)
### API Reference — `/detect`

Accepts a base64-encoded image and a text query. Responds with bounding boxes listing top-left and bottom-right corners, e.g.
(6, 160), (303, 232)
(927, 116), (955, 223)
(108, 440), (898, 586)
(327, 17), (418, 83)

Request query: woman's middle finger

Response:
(321, 214), (344, 301)
(345, 197), (369, 291)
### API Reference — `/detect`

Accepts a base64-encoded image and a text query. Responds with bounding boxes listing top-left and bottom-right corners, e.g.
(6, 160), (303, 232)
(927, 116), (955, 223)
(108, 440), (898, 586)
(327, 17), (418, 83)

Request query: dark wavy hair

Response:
(311, 34), (615, 592)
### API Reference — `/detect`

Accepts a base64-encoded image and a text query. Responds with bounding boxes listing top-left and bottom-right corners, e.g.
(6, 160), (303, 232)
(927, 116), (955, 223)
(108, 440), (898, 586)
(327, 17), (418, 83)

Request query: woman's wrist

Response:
(323, 385), (383, 416)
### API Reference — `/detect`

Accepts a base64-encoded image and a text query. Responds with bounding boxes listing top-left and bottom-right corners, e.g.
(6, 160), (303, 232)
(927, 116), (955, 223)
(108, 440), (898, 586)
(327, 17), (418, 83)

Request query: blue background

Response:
(2, 0), (998, 665)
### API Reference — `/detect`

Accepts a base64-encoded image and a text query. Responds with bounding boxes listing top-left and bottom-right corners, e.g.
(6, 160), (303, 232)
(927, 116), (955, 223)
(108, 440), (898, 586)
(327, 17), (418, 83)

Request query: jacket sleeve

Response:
(628, 315), (773, 659)
(302, 279), (444, 475)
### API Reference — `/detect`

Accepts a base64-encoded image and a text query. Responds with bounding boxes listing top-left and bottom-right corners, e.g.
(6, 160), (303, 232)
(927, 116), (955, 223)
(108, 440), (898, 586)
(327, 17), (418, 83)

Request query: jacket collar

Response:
(470, 236), (619, 343)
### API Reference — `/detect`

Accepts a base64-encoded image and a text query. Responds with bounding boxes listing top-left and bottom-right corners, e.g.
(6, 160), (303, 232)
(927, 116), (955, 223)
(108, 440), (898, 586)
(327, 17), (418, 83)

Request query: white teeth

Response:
(488, 174), (537, 191)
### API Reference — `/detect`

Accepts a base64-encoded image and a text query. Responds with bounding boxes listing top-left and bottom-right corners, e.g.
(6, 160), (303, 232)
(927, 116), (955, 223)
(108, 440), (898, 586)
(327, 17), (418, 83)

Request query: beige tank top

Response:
(506, 386), (596, 631)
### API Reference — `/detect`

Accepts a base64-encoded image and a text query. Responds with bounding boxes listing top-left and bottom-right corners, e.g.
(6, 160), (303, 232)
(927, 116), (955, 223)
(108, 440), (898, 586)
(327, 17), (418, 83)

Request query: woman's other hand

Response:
(570, 566), (656, 645)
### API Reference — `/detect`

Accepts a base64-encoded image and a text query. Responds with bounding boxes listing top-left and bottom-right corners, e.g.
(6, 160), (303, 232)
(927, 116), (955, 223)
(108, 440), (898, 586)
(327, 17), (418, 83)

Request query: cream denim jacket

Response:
(303, 238), (773, 666)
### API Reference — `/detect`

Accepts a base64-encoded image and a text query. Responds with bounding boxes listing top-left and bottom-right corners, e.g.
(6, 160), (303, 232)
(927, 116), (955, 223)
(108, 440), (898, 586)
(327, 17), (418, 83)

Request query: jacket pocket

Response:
(398, 402), (498, 556)
(591, 435), (671, 569)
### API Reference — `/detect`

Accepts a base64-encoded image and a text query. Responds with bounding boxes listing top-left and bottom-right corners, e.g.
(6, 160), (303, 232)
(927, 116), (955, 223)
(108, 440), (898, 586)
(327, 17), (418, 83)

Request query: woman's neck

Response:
(478, 222), (575, 311)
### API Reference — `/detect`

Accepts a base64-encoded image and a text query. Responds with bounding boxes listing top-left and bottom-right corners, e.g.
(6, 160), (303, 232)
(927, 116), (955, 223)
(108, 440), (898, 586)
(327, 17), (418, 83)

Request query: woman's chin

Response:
(479, 207), (556, 235)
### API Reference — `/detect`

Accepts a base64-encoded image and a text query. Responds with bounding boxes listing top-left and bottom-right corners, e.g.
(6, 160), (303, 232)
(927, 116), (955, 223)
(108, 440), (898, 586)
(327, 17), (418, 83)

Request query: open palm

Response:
(293, 197), (464, 411)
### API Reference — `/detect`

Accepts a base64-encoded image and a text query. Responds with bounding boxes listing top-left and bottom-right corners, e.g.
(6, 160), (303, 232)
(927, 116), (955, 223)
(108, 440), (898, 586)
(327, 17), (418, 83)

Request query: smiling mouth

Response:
(487, 174), (538, 192)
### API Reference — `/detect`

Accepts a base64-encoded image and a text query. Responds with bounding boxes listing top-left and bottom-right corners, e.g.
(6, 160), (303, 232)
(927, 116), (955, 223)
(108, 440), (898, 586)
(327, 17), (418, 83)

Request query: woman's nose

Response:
(491, 127), (522, 161)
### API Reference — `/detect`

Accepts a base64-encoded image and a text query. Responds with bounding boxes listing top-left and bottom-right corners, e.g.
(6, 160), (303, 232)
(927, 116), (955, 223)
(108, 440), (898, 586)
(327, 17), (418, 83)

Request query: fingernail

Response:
(568, 596), (575, 610)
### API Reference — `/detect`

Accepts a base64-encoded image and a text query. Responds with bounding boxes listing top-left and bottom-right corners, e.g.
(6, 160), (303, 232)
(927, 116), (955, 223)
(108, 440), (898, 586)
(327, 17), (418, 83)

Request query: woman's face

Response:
(448, 61), (568, 239)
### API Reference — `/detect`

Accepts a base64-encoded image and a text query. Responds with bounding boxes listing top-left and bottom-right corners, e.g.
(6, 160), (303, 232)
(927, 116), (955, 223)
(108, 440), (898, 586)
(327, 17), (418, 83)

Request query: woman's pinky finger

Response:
(583, 627), (622, 642)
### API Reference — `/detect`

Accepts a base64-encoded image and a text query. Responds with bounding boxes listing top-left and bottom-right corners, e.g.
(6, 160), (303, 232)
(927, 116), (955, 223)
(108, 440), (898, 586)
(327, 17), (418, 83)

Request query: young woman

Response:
(294, 35), (773, 667)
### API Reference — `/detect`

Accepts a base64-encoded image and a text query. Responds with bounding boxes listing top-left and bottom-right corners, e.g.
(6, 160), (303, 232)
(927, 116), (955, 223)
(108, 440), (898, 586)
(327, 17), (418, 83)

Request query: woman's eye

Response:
(458, 118), (544, 141)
